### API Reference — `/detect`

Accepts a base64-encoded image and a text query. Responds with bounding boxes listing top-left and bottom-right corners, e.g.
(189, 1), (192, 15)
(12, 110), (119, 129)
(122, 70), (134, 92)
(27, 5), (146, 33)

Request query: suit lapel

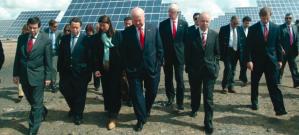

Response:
(30, 33), (42, 54)
(176, 19), (183, 41)
(133, 26), (142, 50)
(194, 27), (204, 50)
(268, 22), (275, 43)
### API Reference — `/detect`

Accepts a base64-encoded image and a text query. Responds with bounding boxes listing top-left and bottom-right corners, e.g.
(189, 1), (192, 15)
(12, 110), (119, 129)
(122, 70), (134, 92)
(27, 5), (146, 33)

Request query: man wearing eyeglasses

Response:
(279, 13), (299, 87)
(44, 19), (62, 93)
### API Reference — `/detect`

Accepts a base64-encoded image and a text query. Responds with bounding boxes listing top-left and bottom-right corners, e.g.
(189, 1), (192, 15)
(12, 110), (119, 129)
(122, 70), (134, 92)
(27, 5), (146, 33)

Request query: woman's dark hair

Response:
(63, 24), (71, 33)
(85, 24), (95, 33)
(98, 15), (114, 37)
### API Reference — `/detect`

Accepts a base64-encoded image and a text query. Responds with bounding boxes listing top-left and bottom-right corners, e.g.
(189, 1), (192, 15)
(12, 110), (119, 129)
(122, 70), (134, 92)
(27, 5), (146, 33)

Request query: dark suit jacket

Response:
(159, 18), (188, 65)
(13, 32), (52, 86)
(122, 24), (163, 78)
(279, 23), (299, 56)
(245, 21), (282, 67)
(93, 31), (122, 73)
(0, 40), (4, 70)
(57, 33), (93, 81)
(219, 24), (245, 60)
(185, 26), (220, 79)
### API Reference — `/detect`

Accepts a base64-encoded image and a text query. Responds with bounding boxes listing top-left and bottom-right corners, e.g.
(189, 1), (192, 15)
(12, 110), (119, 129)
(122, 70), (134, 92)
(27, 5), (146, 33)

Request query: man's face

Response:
(230, 19), (239, 28)
(132, 15), (144, 29)
(199, 15), (210, 31)
(70, 22), (81, 36)
(50, 23), (58, 32)
(285, 15), (293, 25)
(194, 15), (200, 26)
(28, 23), (40, 37)
(260, 13), (271, 24)
(243, 21), (250, 28)
(124, 20), (133, 28)
(168, 9), (178, 20)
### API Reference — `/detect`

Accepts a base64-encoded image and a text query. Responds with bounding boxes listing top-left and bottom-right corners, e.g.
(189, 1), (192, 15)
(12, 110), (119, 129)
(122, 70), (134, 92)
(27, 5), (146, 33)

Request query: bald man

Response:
(121, 7), (163, 132)
(159, 3), (188, 109)
(185, 12), (220, 134)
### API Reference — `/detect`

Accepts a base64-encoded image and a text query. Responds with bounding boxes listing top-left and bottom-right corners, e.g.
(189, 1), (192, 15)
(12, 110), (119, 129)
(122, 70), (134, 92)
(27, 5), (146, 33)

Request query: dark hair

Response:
(63, 24), (70, 32)
(48, 19), (57, 26)
(295, 19), (299, 25)
(124, 16), (132, 22)
(69, 17), (82, 26)
(285, 13), (292, 18)
(27, 17), (41, 27)
(230, 16), (238, 21)
(98, 15), (114, 37)
(259, 7), (272, 17)
(242, 16), (252, 22)
(85, 24), (95, 33)
(193, 12), (200, 20)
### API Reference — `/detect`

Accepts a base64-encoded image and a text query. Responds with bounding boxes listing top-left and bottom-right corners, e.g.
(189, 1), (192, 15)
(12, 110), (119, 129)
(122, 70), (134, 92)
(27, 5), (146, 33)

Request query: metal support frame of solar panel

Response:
(4, 10), (61, 39)
(58, 0), (185, 31)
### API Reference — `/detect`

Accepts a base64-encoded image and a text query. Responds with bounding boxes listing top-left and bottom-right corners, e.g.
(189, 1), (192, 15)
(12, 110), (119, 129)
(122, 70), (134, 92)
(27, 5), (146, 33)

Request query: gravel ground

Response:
(0, 40), (299, 135)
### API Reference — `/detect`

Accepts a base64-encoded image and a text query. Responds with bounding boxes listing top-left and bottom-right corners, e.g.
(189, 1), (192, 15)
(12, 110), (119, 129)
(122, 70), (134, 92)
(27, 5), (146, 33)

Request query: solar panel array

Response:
(210, 0), (299, 29)
(58, 0), (184, 31)
(0, 20), (14, 38)
(4, 10), (61, 39)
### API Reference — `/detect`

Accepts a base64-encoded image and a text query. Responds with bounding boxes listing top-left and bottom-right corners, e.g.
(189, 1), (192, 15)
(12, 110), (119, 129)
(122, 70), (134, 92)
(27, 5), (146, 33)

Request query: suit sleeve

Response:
(218, 27), (225, 61)
(0, 40), (4, 70)
(44, 38), (53, 81)
(245, 26), (253, 63)
(275, 27), (283, 62)
(13, 36), (22, 77)
(57, 36), (64, 72)
(214, 33), (220, 60)
(93, 35), (104, 73)
(184, 29), (191, 73)
(156, 27), (164, 66)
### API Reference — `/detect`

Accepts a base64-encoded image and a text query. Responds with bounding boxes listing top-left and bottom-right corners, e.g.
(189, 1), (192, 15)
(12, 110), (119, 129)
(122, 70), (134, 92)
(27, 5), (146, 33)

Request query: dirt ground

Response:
(0, 40), (299, 135)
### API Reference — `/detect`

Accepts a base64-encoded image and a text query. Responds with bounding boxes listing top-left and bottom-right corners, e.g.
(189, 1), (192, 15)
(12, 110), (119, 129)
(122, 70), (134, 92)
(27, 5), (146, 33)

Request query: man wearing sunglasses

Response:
(279, 13), (299, 87)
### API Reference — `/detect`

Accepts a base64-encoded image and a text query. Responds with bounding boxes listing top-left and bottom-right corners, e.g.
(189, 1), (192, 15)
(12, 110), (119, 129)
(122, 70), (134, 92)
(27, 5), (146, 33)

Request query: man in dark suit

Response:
(44, 19), (62, 93)
(58, 17), (93, 125)
(0, 40), (4, 71)
(13, 17), (52, 135)
(219, 16), (245, 93)
(185, 12), (220, 134)
(239, 16), (252, 86)
(245, 7), (287, 115)
(279, 13), (299, 87)
(159, 3), (188, 109)
(122, 7), (163, 132)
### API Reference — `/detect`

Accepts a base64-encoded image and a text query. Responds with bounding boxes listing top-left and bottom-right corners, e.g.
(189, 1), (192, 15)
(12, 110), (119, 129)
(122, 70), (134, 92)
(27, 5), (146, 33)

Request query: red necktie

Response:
(27, 37), (34, 53)
(202, 32), (207, 48)
(289, 26), (293, 46)
(138, 27), (145, 49)
(172, 20), (177, 39)
(263, 24), (268, 42)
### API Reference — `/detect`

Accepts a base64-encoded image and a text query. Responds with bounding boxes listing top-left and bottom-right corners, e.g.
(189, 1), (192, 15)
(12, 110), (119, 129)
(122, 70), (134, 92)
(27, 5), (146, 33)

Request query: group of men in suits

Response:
(11, 3), (298, 135)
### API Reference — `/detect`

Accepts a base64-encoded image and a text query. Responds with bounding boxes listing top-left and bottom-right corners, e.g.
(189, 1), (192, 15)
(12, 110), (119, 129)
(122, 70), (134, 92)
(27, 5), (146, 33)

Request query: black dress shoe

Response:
(293, 83), (299, 88)
(276, 111), (287, 116)
(74, 115), (83, 125)
(189, 111), (197, 117)
(134, 121), (145, 132)
(50, 84), (58, 93)
(15, 96), (23, 103)
(42, 107), (48, 121)
(176, 104), (184, 110)
(165, 98), (174, 106)
(205, 127), (214, 134)
(251, 105), (258, 110)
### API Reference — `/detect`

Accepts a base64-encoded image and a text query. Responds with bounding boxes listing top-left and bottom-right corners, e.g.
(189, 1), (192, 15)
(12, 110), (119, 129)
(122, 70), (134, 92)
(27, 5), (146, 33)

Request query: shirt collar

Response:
(136, 25), (145, 31)
(170, 17), (179, 24)
(72, 33), (80, 38)
(260, 21), (269, 28)
(30, 33), (39, 39)
(199, 28), (208, 35)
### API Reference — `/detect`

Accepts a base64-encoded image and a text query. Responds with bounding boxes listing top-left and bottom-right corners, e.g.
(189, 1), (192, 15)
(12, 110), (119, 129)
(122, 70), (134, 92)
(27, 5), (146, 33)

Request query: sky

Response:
(0, 0), (257, 23)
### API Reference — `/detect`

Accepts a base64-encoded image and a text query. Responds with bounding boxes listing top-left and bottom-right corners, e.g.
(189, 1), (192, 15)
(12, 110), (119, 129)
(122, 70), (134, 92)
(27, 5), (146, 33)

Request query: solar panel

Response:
(211, 0), (299, 29)
(4, 10), (61, 39)
(0, 20), (14, 38)
(58, 0), (185, 31)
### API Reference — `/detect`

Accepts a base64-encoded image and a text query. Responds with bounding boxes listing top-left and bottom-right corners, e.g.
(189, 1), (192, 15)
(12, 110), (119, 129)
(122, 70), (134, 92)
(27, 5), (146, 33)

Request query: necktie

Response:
(232, 28), (237, 51)
(289, 26), (293, 46)
(27, 36), (34, 53)
(202, 32), (207, 48)
(71, 36), (77, 53)
(263, 24), (268, 42)
(138, 27), (145, 49)
(172, 20), (177, 39)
